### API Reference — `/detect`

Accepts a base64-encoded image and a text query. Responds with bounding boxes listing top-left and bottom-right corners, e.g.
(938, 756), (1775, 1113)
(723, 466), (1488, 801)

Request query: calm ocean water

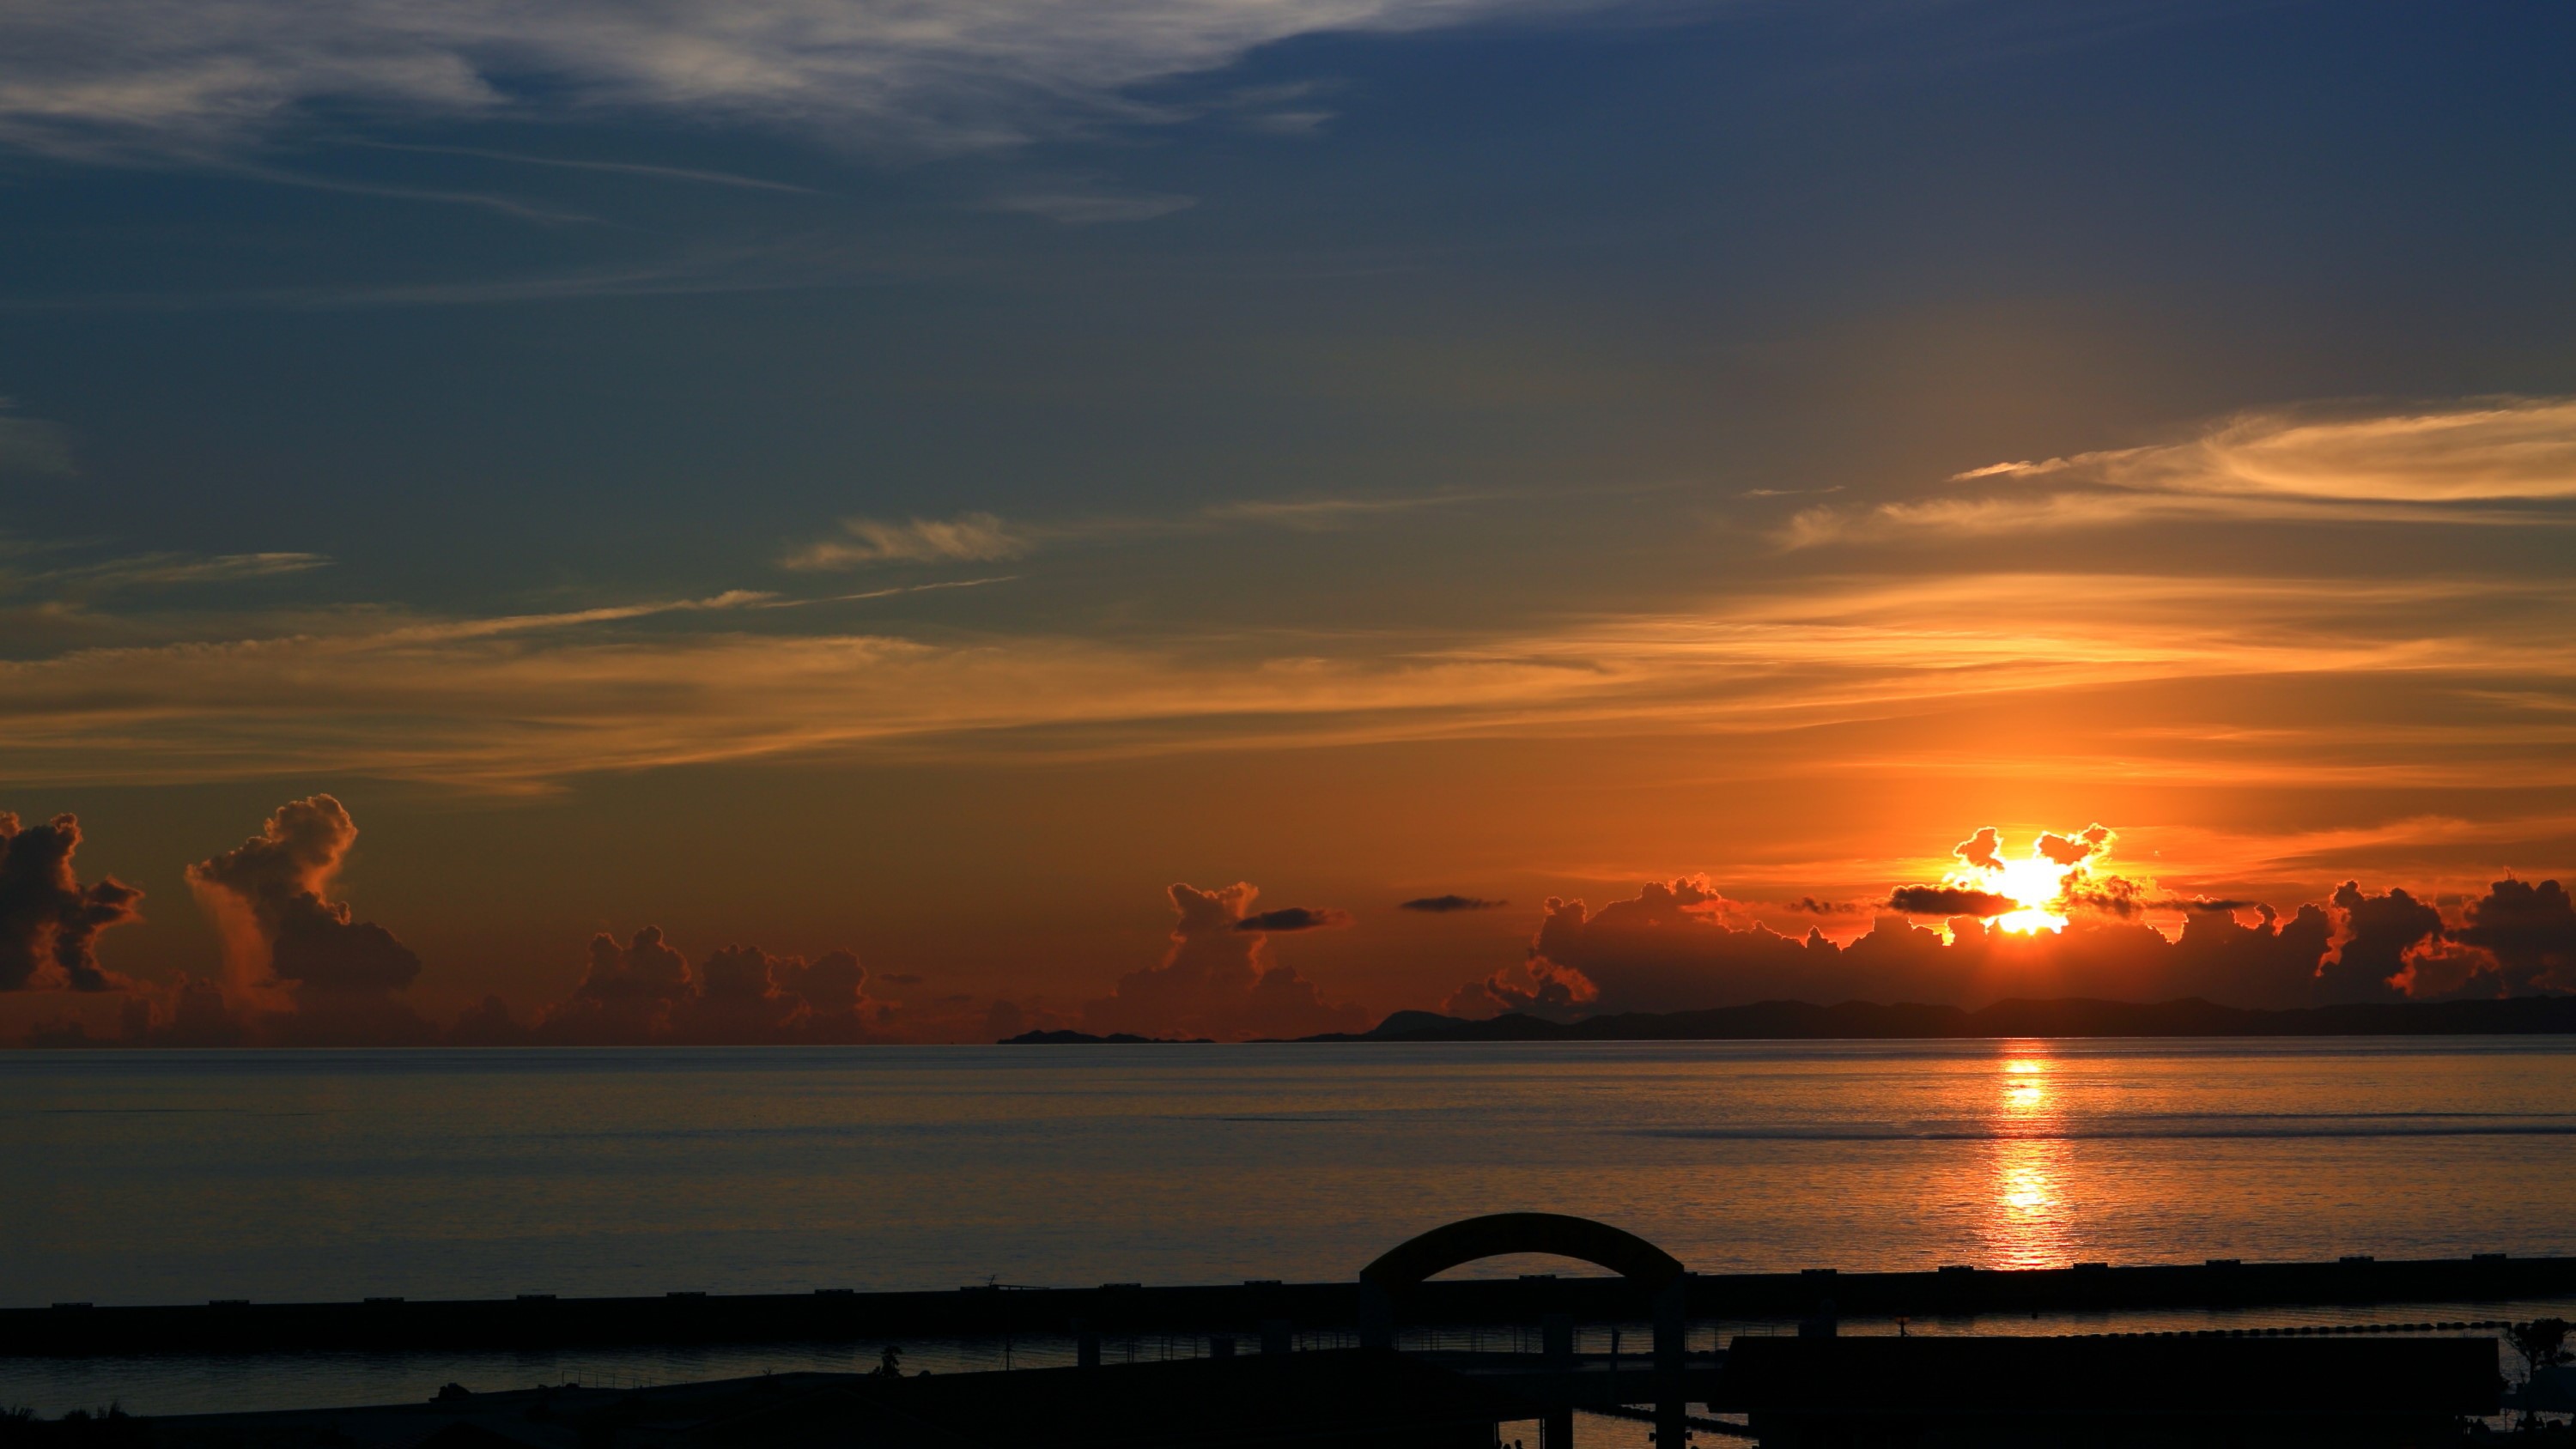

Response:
(6, 1037), (2573, 1415)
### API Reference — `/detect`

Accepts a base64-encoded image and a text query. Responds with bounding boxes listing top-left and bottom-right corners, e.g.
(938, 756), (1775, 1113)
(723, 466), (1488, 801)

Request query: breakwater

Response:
(9, 1252), (2567, 1355)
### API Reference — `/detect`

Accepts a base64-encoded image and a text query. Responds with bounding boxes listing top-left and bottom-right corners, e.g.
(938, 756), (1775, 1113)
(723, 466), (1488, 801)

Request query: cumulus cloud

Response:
(1451, 861), (2576, 1020)
(2320, 881), (2445, 1000)
(1953, 827), (2005, 872)
(782, 513), (1032, 570)
(526, 927), (897, 1044)
(0, 0), (1567, 161)
(1484, 877), (2345, 1013)
(1400, 894), (1509, 912)
(1443, 954), (1596, 1022)
(2452, 877), (2576, 996)
(180, 795), (429, 1043)
(1081, 881), (1367, 1040)
(0, 813), (142, 991)
(2035, 823), (2111, 866)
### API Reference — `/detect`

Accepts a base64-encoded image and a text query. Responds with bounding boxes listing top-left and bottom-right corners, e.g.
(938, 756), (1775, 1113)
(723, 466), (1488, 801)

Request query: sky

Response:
(3, 0), (2573, 1043)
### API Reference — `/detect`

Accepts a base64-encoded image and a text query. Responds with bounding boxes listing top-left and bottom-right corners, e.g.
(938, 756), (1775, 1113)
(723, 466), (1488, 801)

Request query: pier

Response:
(8, 1240), (2567, 1356)
(3, 1216), (2537, 1447)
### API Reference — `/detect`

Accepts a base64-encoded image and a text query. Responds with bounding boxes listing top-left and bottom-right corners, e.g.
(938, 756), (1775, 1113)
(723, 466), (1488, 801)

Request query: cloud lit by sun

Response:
(1939, 823), (2121, 935)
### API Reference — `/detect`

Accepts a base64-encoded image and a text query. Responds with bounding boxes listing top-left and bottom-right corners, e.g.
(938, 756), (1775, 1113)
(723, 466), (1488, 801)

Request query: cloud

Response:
(24, 551), (331, 591)
(2452, 877), (2576, 996)
(2035, 823), (2111, 866)
(1888, 884), (2020, 917)
(782, 513), (1032, 570)
(1952, 826), (2005, 872)
(349, 142), (828, 194)
(1443, 955), (1596, 1022)
(2320, 881), (2445, 1000)
(1399, 894), (1509, 912)
(2135, 399), (2576, 503)
(0, 407), (72, 476)
(781, 490), (1488, 572)
(527, 927), (898, 1044)
(181, 795), (428, 1042)
(1504, 876), (2366, 1014)
(1081, 881), (1367, 1040)
(0, 813), (143, 991)
(3, 553), (2573, 793)
(1234, 905), (1352, 932)
(0, 0), (1568, 161)
(1789, 398), (2576, 548)
(986, 185), (1196, 224)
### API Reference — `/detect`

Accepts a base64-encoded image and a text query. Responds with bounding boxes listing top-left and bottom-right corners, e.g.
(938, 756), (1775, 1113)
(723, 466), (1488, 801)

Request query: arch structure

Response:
(1359, 1212), (1686, 1294)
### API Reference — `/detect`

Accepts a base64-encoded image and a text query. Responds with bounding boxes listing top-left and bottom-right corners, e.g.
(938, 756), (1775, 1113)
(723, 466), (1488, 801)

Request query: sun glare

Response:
(1944, 830), (2102, 934)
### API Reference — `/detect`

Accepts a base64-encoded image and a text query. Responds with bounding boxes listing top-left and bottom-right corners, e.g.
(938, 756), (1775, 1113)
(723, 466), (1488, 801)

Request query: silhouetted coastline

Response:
(1001, 1029), (1216, 1045)
(1294, 995), (2576, 1044)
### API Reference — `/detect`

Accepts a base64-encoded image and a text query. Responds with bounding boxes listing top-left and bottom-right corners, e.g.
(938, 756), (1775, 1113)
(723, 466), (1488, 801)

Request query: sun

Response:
(1937, 828), (2114, 934)
(1987, 855), (2074, 934)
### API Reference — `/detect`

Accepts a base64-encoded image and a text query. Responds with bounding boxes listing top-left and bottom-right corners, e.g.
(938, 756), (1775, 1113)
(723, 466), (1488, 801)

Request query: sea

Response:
(5, 1036), (2574, 1419)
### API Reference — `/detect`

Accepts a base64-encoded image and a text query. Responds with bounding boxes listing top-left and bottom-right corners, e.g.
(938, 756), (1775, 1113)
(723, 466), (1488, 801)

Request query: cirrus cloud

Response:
(0, 0), (1588, 161)
(1784, 397), (2576, 549)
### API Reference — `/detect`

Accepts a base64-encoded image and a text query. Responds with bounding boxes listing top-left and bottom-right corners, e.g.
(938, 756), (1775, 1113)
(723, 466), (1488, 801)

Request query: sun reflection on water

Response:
(1982, 1046), (2077, 1270)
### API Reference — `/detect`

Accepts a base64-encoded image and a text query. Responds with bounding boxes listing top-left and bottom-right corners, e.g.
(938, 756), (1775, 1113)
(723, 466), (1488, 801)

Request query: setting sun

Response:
(1939, 829), (2107, 934)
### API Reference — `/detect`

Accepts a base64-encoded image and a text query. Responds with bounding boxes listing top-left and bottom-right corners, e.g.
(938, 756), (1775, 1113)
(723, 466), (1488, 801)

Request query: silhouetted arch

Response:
(1359, 1212), (1686, 1293)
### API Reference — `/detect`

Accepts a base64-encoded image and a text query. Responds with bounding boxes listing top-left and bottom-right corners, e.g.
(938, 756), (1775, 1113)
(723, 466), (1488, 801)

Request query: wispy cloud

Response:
(986, 185), (1196, 225)
(1790, 397), (2576, 548)
(209, 160), (602, 223)
(28, 551), (331, 591)
(782, 491), (1490, 570)
(3, 568), (2568, 791)
(0, 403), (72, 476)
(346, 142), (829, 195)
(0, 0), (1581, 161)
(784, 513), (1032, 570)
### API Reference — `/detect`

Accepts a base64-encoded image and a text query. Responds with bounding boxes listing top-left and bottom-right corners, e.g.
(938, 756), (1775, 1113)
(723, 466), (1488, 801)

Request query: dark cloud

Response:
(526, 928), (896, 1044)
(1400, 894), (1509, 912)
(1455, 873), (2427, 1017)
(0, 812), (142, 992)
(2321, 881), (2444, 1000)
(1889, 885), (2020, 917)
(1233, 906), (1352, 933)
(1443, 955), (1597, 1022)
(1783, 897), (1856, 915)
(2453, 877), (2576, 995)
(1081, 882), (1367, 1040)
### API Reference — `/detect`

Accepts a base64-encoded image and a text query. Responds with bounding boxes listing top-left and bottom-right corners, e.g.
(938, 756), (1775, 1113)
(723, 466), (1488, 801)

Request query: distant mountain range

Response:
(1003, 995), (2576, 1044)
(1308, 995), (2576, 1042)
